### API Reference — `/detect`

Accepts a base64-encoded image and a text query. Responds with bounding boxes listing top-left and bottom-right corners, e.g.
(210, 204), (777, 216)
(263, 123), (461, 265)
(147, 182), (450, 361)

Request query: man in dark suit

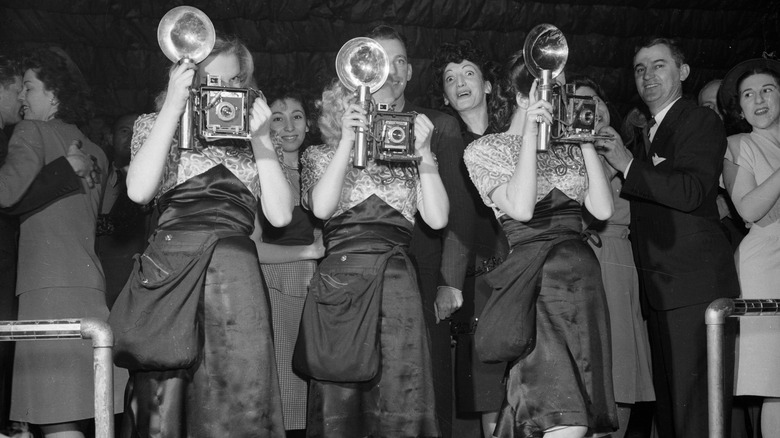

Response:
(597, 37), (739, 438)
(365, 25), (469, 437)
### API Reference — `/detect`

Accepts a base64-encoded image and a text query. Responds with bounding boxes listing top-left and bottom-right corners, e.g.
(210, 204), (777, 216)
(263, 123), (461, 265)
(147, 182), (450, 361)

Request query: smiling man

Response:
(596, 37), (739, 438)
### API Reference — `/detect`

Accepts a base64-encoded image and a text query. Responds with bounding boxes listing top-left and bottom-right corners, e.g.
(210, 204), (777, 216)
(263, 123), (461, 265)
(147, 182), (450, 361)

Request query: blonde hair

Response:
(317, 79), (353, 148)
(155, 35), (254, 110)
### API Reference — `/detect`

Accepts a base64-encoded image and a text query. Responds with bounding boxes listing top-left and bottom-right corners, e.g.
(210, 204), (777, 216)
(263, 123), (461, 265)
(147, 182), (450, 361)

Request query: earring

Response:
(50, 98), (57, 105)
(444, 98), (450, 106)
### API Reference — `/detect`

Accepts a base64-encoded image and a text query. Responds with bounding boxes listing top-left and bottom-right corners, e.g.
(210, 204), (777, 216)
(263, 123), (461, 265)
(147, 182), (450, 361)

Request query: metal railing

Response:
(0, 318), (115, 438)
(706, 298), (780, 438)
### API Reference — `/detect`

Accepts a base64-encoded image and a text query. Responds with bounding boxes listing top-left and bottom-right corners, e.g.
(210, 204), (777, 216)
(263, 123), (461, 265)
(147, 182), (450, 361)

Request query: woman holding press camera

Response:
(462, 53), (617, 437)
(296, 79), (447, 437)
(119, 35), (289, 437)
(570, 75), (655, 438)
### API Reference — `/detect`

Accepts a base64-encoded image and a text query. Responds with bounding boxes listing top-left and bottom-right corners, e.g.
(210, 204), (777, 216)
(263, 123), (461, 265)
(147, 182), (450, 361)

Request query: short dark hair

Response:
(365, 24), (408, 49)
(0, 51), (21, 87)
(635, 37), (686, 67)
(728, 66), (780, 132)
(23, 48), (93, 124)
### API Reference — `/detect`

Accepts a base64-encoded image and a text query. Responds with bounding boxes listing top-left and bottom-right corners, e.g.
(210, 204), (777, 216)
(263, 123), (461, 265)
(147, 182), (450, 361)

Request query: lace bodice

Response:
(130, 113), (264, 199)
(300, 144), (423, 224)
(463, 133), (588, 218)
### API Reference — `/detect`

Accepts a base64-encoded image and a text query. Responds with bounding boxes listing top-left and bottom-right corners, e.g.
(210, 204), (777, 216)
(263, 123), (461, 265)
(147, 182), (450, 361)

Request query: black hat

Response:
(719, 57), (780, 117)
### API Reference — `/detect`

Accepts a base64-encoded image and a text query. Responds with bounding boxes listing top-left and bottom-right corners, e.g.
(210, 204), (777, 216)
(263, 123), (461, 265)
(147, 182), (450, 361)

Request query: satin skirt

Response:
(495, 239), (618, 438)
(121, 236), (285, 438)
(306, 255), (440, 438)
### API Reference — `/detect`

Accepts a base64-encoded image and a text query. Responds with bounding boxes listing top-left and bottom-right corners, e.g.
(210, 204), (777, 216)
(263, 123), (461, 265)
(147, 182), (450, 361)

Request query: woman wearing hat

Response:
(720, 57), (780, 438)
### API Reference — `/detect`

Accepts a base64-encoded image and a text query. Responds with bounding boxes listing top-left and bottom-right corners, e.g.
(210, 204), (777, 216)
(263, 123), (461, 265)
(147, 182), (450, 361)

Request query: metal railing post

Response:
(706, 298), (780, 438)
(0, 318), (115, 438)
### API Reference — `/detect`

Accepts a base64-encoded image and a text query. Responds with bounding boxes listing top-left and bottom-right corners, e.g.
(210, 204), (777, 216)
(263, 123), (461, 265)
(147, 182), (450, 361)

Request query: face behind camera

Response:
(196, 74), (252, 142)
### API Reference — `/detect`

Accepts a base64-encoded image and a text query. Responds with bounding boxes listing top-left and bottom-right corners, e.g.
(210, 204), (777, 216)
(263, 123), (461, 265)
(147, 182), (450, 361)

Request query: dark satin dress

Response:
(305, 195), (440, 438)
(464, 135), (617, 437)
(493, 191), (616, 437)
(121, 165), (285, 438)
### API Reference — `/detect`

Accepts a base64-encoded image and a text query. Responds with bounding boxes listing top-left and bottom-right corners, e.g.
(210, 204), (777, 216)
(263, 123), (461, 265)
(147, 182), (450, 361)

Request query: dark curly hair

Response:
(22, 48), (92, 124)
(488, 50), (534, 133)
(430, 40), (495, 109)
(263, 78), (320, 151)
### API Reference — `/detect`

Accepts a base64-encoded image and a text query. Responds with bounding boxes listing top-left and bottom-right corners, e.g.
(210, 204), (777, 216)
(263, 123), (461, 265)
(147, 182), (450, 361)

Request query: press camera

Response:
(548, 82), (600, 144)
(368, 103), (418, 163)
(196, 74), (254, 141)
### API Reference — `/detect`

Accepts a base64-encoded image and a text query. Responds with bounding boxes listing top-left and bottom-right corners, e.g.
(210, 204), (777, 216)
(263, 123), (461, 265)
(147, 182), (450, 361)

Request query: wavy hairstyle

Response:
(488, 50), (534, 133)
(155, 34), (254, 110)
(430, 40), (495, 109)
(22, 48), (93, 124)
(316, 79), (352, 149)
(264, 79), (320, 151)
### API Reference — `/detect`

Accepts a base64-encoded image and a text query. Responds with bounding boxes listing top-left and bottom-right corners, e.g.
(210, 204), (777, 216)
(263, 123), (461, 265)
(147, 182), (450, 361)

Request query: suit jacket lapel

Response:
(650, 100), (686, 157)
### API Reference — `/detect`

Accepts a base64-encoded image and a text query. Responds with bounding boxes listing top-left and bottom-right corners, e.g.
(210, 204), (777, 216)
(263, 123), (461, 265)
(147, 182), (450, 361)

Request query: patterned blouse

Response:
(130, 113), (264, 199)
(300, 144), (423, 224)
(463, 133), (589, 218)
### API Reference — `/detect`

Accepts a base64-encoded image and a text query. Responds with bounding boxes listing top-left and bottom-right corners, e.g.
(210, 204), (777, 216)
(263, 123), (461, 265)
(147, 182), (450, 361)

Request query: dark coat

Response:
(622, 97), (739, 310)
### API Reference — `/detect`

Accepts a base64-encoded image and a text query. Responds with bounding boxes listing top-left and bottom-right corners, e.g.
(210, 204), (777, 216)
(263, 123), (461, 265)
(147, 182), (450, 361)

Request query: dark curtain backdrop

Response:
(1, 0), (778, 123)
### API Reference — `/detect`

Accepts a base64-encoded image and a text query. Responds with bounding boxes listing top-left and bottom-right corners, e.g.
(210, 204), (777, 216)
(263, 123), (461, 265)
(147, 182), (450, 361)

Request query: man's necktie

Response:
(643, 117), (656, 153)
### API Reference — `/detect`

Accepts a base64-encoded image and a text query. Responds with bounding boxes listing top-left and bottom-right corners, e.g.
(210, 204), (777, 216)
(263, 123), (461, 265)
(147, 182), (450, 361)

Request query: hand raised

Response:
(340, 102), (368, 146)
(164, 60), (197, 113)
(249, 93), (272, 138)
(413, 113), (434, 155)
(524, 79), (553, 140)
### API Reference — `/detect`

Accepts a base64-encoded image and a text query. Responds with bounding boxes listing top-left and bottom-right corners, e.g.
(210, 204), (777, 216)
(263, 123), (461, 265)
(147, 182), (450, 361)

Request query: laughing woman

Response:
(253, 83), (324, 435)
(3, 48), (126, 438)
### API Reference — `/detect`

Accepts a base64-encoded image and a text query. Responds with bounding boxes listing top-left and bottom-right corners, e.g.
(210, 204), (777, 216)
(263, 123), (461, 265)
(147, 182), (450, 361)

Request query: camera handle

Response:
(353, 85), (371, 168)
(179, 57), (197, 150)
(537, 69), (553, 152)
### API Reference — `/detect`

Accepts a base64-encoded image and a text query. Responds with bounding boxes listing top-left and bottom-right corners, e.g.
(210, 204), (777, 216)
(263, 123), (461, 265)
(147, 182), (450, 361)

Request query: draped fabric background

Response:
(1, 0), (778, 121)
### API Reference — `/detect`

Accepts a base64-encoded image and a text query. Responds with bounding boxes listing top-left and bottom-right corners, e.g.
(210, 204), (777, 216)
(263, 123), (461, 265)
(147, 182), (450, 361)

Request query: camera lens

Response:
(216, 101), (236, 122)
(387, 126), (406, 144)
(579, 109), (595, 126)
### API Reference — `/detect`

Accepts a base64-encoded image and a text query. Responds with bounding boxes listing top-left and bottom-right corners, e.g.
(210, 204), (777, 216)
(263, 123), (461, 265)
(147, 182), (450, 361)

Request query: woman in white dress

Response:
(720, 57), (780, 438)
